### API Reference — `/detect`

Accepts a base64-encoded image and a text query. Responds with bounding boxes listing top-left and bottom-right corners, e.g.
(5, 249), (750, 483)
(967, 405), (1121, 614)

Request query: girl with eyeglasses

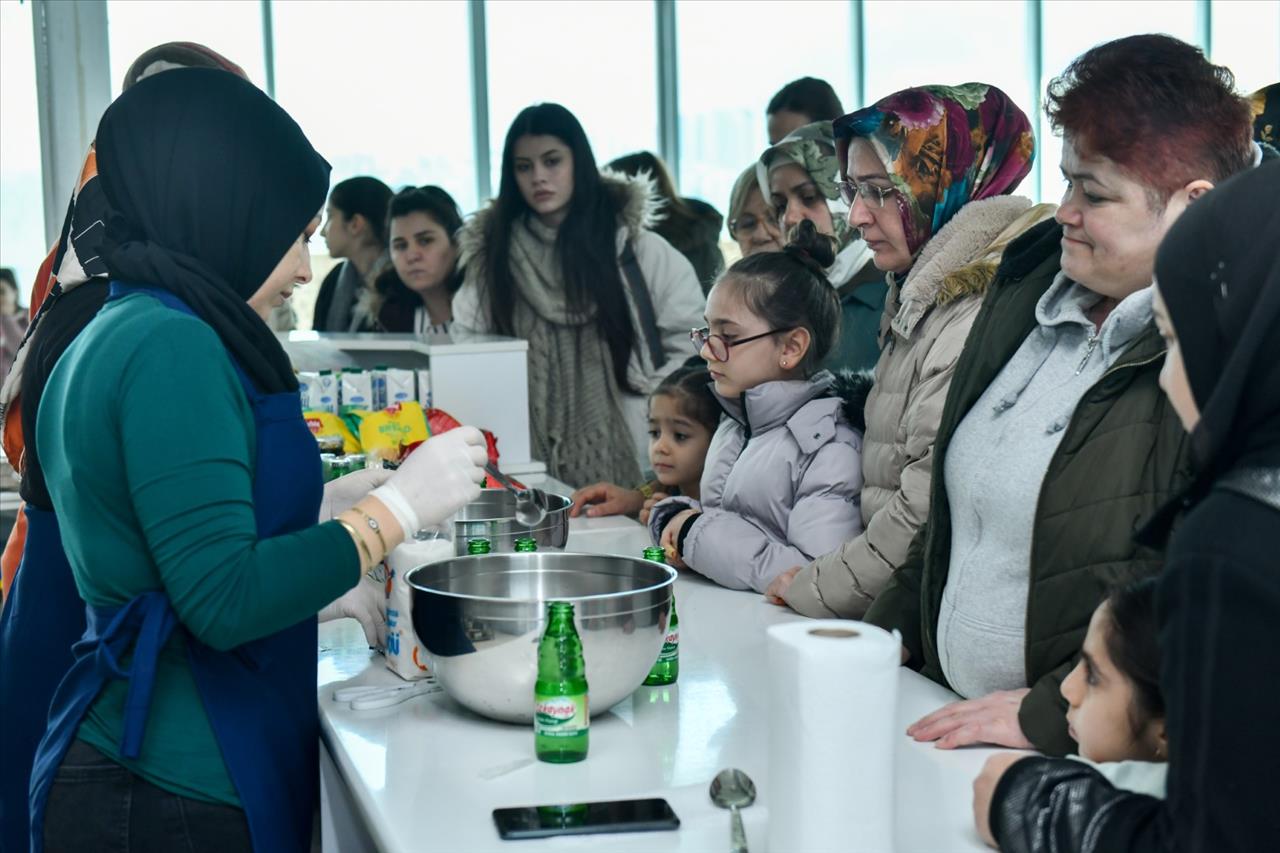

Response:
(645, 221), (868, 593)
(768, 84), (1053, 626)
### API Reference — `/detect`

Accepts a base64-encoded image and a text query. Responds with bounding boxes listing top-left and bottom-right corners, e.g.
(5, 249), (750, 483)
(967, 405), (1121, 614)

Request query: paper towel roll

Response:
(766, 620), (901, 853)
(385, 536), (454, 680)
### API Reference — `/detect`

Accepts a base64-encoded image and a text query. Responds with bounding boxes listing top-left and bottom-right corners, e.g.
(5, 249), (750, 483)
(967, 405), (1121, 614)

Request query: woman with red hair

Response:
(862, 34), (1265, 757)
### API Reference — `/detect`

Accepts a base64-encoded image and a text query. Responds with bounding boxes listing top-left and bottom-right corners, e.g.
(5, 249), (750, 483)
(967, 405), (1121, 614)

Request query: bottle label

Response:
(658, 628), (679, 662)
(534, 693), (589, 735)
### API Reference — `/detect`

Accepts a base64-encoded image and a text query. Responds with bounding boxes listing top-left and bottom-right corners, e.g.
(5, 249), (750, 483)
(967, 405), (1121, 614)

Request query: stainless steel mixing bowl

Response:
(452, 488), (571, 555)
(407, 552), (676, 723)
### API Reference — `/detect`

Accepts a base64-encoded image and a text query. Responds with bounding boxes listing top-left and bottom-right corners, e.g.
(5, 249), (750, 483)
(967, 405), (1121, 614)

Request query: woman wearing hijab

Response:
(726, 163), (784, 259)
(767, 84), (1054, 618)
(0, 43), (260, 853)
(26, 68), (487, 852)
(861, 35), (1261, 758)
(757, 120), (885, 372)
(975, 160), (1280, 853)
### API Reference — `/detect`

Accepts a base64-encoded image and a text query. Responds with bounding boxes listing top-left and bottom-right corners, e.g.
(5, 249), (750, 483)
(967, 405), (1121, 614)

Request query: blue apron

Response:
(27, 283), (325, 852)
(0, 507), (82, 853)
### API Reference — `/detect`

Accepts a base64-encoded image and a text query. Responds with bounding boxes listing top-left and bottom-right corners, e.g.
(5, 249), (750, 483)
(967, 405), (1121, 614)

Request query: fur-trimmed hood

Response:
(887, 196), (1056, 341)
(458, 170), (664, 271)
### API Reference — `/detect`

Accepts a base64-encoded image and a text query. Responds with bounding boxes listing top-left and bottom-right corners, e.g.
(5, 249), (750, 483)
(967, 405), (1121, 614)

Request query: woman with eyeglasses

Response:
(726, 164), (784, 259)
(645, 221), (867, 593)
(453, 103), (704, 488)
(758, 120), (885, 373)
(768, 84), (1050, 625)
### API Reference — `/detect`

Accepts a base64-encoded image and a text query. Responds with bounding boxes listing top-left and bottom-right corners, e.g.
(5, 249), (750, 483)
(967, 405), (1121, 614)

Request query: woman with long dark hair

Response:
(454, 103), (704, 487)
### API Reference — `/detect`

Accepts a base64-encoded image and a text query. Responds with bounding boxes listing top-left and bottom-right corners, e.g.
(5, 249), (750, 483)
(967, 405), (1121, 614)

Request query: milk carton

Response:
(385, 535), (455, 680)
(415, 368), (432, 408)
(314, 370), (339, 414)
(297, 371), (321, 411)
(340, 369), (374, 411)
(386, 368), (416, 405)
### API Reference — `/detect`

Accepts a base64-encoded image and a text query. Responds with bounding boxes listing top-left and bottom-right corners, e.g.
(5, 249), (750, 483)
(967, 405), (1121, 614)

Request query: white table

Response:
(317, 514), (1004, 852)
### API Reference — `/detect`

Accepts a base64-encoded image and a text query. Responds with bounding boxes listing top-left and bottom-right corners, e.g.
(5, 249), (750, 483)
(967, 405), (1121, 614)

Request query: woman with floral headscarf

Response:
(768, 83), (1052, 619)
(758, 120), (885, 373)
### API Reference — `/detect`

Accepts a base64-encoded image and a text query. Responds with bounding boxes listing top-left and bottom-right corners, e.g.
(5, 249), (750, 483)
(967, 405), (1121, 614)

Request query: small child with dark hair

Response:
(570, 365), (720, 520)
(1059, 577), (1167, 796)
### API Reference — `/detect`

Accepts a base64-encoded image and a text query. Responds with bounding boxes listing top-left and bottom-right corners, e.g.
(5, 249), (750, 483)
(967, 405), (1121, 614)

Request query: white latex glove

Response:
(318, 466), (394, 522)
(371, 426), (487, 538)
(318, 573), (387, 649)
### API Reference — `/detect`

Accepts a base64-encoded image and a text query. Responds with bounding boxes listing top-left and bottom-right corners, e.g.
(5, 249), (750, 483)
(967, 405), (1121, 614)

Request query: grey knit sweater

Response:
(936, 273), (1154, 699)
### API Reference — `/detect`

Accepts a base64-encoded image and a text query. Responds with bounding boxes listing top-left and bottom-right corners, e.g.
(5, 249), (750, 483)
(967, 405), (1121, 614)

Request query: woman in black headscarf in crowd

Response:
(974, 160), (1280, 852)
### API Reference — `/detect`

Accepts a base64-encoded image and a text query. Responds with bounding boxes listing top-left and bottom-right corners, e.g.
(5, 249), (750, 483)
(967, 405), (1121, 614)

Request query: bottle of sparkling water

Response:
(534, 601), (589, 763)
(467, 537), (491, 555)
(643, 548), (679, 685)
(514, 537), (538, 552)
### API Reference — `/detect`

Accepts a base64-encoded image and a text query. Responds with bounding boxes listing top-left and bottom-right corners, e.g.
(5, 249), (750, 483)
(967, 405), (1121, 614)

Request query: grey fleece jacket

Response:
(936, 274), (1155, 699)
(647, 371), (864, 593)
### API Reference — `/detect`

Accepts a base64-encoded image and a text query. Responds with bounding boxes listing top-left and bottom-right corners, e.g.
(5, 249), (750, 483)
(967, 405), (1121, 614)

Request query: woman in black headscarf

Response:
(25, 68), (487, 852)
(974, 160), (1280, 852)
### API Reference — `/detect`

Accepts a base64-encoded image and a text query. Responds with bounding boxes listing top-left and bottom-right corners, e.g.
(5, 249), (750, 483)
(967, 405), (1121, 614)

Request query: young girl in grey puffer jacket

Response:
(648, 221), (868, 593)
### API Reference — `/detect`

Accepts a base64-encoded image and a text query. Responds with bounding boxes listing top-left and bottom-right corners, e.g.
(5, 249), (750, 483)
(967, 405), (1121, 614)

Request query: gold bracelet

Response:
(351, 506), (390, 557)
(335, 517), (374, 569)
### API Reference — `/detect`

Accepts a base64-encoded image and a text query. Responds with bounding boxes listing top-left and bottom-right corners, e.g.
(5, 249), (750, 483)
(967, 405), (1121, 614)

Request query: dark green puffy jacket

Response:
(864, 218), (1193, 756)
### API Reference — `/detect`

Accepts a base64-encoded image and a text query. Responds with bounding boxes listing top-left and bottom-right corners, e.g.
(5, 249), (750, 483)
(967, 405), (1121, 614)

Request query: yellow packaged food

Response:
(357, 403), (430, 462)
(303, 411), (361, 454)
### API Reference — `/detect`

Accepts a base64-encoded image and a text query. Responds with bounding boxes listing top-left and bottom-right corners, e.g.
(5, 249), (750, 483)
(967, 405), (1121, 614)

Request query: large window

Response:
(485, 0), (658, 193)
(1037, 0), (1200, 203)
(106, 0), (267, 94)
(1, 0), (46, 306)
(676, 0), (854, 229)
(1211, 0), (1280, 94)
(273, 0), (475, 211)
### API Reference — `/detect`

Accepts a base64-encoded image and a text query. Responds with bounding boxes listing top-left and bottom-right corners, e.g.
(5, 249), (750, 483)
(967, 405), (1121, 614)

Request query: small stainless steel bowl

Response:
(452, 488), (571, 555)
(407, 552), (675, 723)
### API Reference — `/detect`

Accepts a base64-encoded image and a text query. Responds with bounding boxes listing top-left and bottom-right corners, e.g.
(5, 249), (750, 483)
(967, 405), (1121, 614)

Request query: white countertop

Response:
(317, 514), (1003, 853)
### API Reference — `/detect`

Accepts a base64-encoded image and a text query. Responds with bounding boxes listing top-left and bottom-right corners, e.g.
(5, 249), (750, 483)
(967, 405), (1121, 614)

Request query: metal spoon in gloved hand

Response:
(484, 462), (549, 527)
(710, 768), (757, 853)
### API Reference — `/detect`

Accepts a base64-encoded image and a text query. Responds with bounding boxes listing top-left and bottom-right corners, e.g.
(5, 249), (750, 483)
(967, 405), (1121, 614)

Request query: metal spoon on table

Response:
(484, 462), (549, 527)
(710, 768), (757, 853)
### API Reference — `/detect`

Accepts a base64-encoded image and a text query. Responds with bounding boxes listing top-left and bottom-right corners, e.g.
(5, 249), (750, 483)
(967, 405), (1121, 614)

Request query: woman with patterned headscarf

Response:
(757, 120), (885, 373)
(769, 83), (1052, 620)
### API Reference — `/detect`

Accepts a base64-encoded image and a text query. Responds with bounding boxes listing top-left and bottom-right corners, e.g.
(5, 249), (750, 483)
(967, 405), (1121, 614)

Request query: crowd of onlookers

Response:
(0, 30), (1276, 853)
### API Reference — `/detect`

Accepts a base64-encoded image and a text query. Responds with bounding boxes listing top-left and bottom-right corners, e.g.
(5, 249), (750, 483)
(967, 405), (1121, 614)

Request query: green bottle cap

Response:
(467, 538), (492, 555)
(643, 547), (666, 563)
(514, 537), (538, 552)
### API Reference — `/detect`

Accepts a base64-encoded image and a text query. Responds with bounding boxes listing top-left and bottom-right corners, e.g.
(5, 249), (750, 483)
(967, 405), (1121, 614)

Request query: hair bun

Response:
(783, 219), (838, 276)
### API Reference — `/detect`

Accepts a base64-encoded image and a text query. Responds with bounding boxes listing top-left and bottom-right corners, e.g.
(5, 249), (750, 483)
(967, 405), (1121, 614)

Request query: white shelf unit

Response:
(279, 331), (539, 470)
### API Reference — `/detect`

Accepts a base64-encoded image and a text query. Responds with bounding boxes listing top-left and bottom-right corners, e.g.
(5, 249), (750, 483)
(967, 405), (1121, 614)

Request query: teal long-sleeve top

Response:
(37, 291), (358, 806)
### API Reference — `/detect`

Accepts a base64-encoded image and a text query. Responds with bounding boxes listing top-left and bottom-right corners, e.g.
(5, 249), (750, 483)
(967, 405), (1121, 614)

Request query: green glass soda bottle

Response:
(534, 601), (589, 763)
(643, 548), (679, 685)
(514, 537), (538, 552)
(467, 537), (491, 555)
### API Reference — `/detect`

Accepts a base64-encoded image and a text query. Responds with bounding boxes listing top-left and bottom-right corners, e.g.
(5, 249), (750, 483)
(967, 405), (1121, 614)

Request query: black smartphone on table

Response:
(493, 798), (680, 840)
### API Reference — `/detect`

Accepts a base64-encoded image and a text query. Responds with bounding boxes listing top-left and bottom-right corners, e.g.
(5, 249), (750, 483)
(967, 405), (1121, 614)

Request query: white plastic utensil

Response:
(333, 678), (441, 710)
